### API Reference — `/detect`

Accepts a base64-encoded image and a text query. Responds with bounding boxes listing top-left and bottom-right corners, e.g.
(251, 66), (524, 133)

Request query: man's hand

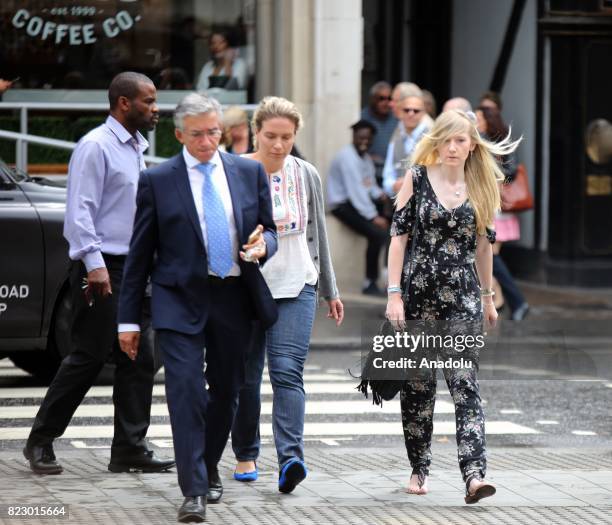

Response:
(85, 267), (112, 305)
(240, 224), (267, 262)
(119, 331), (140, 361)
(372, 216), (389, 229)
(327, 298), (344, 326)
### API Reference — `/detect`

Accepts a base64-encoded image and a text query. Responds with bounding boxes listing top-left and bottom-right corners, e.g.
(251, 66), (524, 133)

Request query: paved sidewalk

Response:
(1, 445), (611, 524)
(311, 282), (612, 349)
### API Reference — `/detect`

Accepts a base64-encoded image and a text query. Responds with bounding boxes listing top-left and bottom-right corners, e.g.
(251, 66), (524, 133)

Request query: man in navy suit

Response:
(117, 92), (277, 523)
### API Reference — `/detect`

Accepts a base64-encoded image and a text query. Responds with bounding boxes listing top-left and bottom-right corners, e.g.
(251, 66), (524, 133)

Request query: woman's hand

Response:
(327, 298), (344, 326)
(386, 293), (405, 331)
(483, 300), (498, 328)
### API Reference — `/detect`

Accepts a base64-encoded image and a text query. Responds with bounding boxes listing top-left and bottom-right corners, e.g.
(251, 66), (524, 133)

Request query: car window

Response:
(0, 160), (30, 183)
(0, 160), (16, 183)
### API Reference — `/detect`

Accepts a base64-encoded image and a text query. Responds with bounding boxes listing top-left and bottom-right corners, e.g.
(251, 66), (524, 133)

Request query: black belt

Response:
(208, 275), (241, 285)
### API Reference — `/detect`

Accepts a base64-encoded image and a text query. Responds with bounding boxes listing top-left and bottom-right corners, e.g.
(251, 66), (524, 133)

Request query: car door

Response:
(0, 167), (44, 337)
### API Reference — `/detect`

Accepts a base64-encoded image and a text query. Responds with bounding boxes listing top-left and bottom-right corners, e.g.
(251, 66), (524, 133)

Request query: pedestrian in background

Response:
(231, 96), (344, 495)
(24, 72), (174, 476)
(361, 81), (398, 185)
(328, 119), (389, 296)
(383, 87), (430, 196)
(442, 97), (472, 113)
(476, 105), (529, 320)
(221, 105), (253, 155)
(479, 90), (503, 112)
(386, 109), (520, 503)
(422, 89), (438, 120)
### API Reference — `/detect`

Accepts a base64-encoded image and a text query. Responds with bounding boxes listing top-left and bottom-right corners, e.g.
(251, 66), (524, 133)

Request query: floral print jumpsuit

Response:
(390, 164), (495, 486)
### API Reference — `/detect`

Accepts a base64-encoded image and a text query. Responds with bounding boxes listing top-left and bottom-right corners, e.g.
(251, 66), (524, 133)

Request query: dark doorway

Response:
(361, 0), (451, 111)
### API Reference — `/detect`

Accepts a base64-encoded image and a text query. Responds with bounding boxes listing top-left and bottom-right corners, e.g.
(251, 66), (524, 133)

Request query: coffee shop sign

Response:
(11, 8), (141, 45)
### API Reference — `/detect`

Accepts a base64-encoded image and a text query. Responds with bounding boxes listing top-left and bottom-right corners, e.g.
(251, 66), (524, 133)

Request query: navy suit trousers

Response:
(157, 277), (254, 497)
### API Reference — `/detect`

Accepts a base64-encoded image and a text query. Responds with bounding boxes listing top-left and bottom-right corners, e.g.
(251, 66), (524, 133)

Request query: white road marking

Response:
(536, 420), (559, 425)
(571, 430), (597, 436)
(500, 409), (523, 415)
(0, 399), (457, 419)
(0, 421), (538, 440)
(0, 382), (452, 399)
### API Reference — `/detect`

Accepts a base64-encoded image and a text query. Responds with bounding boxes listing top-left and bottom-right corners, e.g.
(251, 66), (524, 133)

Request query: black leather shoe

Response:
(108, 450), (175, 473)
(207, 468), (223, 504)
(177, 496), (206, 523)
(23, 444), (63, 475)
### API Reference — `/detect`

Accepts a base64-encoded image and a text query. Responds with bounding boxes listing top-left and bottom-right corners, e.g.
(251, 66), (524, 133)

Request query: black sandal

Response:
(464, 474), (496, 504)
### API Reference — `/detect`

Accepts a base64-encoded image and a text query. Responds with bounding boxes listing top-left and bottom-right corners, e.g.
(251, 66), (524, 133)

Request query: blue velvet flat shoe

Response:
(233, 468), (258, 482)
(278, 458), (307, 494)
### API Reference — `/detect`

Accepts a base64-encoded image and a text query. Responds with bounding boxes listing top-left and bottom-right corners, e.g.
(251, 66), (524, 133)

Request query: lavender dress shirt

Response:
(63, 115), (148, 271)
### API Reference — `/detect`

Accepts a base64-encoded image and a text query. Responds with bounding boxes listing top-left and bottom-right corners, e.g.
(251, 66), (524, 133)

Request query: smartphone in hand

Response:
(242, 225), (264, 262)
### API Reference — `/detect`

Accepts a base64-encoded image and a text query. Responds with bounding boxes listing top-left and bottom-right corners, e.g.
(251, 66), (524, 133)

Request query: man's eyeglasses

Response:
(402, 108), (423, 114)
(376, 95), (392, 101)
(187, 129), (222, 139)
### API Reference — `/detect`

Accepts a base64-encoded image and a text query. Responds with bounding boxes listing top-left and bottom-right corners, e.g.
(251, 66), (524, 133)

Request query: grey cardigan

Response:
(293, 156), (339, 300)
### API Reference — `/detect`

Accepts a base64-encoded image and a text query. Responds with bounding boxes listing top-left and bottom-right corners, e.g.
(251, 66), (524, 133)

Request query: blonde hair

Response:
(251, 96), (303, 148)
(222, 106), (248, 145)
(411, 109), (521, 234)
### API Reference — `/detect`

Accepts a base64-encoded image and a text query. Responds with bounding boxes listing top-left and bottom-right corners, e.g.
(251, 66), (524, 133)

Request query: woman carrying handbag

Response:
(386, 109), (521, 503)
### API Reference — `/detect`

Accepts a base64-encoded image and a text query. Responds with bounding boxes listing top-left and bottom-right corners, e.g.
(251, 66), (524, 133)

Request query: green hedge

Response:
(0, 116), (181, 164)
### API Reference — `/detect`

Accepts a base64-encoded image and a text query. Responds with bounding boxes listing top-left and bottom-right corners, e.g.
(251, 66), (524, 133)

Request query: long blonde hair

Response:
(411, 109), (522, 234)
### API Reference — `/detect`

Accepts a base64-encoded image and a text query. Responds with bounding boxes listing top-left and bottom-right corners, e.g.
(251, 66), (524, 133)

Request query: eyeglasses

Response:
(402, 108), (423, 114)
(376, 95), (392, 101)
(187, 129), (222, 139)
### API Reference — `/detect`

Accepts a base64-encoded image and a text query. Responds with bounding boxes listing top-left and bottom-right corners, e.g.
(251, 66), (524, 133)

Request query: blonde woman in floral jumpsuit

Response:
(386, 109), (521, 504)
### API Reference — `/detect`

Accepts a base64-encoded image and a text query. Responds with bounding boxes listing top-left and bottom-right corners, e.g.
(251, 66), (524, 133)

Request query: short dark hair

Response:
(351, 119), (376, 134)
(108, 72), (154, 109)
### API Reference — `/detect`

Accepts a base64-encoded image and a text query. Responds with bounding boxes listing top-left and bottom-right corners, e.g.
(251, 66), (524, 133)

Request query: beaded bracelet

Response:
(480, 288), (495, 297)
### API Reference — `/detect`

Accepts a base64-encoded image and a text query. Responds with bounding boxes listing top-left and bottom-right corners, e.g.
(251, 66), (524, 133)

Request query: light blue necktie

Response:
(196, 162), (233, 277)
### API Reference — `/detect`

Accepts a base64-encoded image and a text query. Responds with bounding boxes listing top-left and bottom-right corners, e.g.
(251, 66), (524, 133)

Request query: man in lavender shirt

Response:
(24, 72), (175, 475)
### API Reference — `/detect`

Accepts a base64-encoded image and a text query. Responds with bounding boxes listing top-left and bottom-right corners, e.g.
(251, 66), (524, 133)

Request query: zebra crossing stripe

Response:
(0, 399), (458, 419)
(0, 382), (452, 399)
(0, 420), (538, 440)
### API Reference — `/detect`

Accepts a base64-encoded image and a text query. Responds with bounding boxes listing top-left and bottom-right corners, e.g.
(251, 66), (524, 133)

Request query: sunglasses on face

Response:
(402, 108), (423, 114)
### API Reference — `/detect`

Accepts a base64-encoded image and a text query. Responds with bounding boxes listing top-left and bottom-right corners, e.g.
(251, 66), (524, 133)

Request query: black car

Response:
(0, 159), (156, 382)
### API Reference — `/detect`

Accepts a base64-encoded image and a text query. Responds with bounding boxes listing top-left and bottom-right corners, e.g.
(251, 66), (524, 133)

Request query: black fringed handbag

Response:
(356, 171), (426, 406)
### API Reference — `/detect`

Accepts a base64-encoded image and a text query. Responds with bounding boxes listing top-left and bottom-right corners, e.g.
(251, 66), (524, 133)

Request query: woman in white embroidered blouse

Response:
(230, 96), (344, 493)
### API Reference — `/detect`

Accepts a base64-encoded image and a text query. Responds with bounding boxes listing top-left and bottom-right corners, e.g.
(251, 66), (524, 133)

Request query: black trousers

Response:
(28, 254), (155, 455)
(331, 201), (389, 281)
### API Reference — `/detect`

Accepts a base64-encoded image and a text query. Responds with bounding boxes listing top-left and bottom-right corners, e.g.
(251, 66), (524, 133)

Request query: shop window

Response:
(0, 0), (256, 103)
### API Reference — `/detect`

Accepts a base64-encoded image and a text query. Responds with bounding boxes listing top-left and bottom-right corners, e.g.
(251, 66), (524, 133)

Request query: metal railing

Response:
(0, 101), (257, 172)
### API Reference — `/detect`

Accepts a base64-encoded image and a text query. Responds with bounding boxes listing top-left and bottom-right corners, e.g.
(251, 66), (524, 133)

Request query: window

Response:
(1, 0), (256, 103)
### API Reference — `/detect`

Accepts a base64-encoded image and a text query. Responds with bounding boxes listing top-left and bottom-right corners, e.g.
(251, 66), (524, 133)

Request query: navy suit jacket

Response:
(118, 151), (278, 334)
